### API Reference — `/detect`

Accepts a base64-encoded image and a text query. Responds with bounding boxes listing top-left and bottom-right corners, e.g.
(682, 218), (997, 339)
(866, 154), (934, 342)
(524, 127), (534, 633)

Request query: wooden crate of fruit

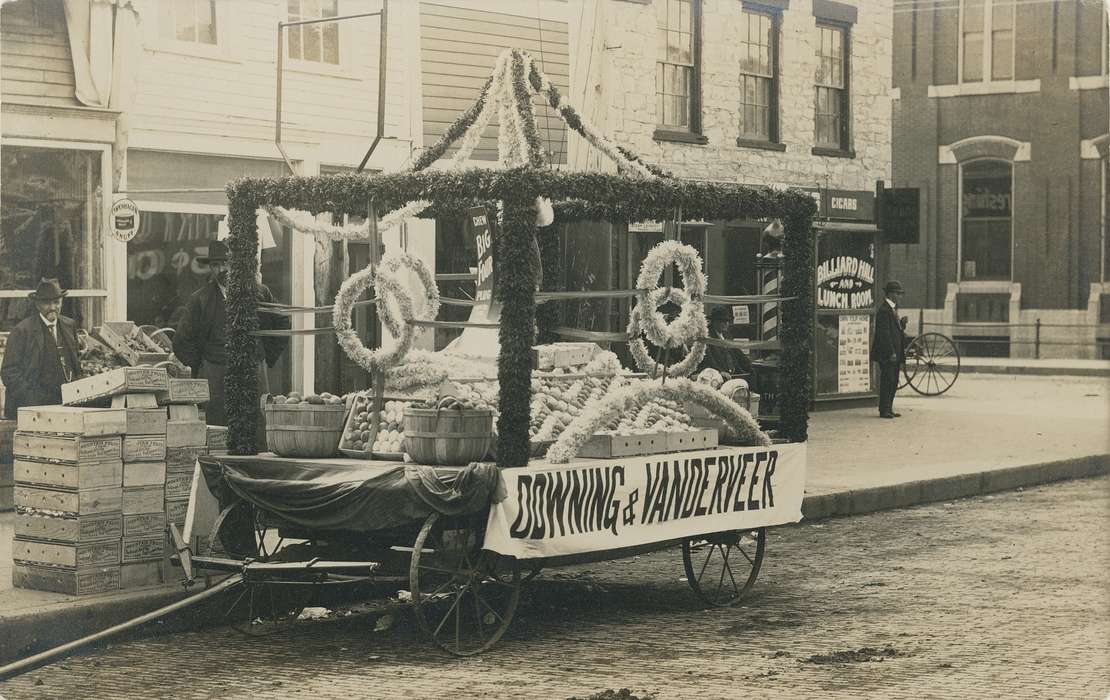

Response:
(62, 366), (169, 406)
(577, 430), (668, 459)
(262, 392), (346, 458)
(665, 428), (719, 453)
(17, 406), (126, 437)
(157, 378), (210, 405)
(339, 394), (414, 460)
(93, 321), (170, 367)
(13, 563), (120, 596)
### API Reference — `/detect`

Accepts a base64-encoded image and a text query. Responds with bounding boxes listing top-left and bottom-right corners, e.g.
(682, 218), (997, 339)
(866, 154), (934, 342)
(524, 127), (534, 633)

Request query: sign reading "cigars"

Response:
(484, 443), (806, 558)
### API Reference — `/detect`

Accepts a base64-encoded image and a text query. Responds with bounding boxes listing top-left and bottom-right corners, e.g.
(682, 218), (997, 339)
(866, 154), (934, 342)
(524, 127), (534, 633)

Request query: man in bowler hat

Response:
(1, 279), (82, 419)
(871, 280), (907, 418)
(173, 240), (289, 440)
(700, 305), (754, 380)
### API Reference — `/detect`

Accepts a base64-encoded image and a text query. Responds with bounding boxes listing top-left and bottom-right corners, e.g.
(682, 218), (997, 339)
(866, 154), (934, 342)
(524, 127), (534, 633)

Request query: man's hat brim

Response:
(28, 290), (68, 301)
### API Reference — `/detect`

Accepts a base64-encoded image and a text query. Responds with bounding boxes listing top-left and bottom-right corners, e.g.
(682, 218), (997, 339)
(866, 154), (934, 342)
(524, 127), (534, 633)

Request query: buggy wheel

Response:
(905, 332), (960, 396)
(682, 528), (766, 607)
(409, 513), (520, 656)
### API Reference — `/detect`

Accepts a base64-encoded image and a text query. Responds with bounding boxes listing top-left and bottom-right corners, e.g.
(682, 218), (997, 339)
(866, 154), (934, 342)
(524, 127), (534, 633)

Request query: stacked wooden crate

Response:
(158, 378), (210, 536)
(11, 407), (126, 595)
(119, 394), (169, 589)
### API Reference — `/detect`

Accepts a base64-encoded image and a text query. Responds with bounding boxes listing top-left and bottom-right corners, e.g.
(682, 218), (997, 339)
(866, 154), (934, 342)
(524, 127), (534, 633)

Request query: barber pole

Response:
(756, 253), (784, 342)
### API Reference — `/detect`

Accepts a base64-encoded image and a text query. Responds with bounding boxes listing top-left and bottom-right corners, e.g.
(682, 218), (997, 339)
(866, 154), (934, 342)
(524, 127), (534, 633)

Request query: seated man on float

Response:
(699, 305), (754, 385)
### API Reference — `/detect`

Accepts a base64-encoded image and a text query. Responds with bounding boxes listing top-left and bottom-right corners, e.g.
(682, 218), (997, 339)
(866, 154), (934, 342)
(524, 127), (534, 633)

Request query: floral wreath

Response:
(627, 241), (708, 377)
(333, 251), (440, 373)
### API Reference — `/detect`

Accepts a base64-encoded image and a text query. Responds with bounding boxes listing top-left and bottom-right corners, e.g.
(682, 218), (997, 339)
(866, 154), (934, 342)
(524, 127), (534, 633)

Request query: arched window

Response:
(960, 159), (1012, 280)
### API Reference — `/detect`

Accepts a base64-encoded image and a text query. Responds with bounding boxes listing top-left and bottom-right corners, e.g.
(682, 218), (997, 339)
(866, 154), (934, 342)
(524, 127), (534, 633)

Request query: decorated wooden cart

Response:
(159, 49), (818, 656)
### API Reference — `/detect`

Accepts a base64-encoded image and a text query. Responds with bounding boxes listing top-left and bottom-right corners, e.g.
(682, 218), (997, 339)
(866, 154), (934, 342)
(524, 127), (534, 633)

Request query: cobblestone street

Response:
(2, 477), (1107, 700)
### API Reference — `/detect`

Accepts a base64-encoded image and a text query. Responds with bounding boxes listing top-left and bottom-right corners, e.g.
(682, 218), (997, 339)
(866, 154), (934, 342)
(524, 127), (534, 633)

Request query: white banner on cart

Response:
(485, 443), (806, 559)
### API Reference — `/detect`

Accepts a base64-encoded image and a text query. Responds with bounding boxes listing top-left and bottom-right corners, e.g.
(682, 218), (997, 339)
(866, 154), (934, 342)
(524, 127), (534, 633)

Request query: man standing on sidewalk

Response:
(872, 280), (906, 418)
(1, 279), (82, 419)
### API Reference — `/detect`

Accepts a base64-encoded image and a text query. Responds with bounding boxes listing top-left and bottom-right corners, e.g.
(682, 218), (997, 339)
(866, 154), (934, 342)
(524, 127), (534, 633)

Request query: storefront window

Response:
(127, 208), (222, 329)
(960, 159), (1012, 280)
(434, 215), (477, 350)
(0, 145), (104, 332)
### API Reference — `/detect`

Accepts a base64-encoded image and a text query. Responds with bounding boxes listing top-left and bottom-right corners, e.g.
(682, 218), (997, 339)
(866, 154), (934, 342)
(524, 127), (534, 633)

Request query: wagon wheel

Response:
(409, 512), (521, 656)
(904, 332), (960, 396)
(682, 528), (766, 607)
(211, 502), (311, 637)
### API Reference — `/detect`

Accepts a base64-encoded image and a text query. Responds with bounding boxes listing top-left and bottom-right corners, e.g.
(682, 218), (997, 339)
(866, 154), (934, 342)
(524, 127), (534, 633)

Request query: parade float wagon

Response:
(0, 49), (818, 674)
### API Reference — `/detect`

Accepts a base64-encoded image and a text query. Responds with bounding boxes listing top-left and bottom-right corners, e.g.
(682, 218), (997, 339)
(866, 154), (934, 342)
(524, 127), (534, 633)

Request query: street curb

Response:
(959, 364), (1110, 378)
(2, 454), (1107, 669)
(801, 454), (1110, 520)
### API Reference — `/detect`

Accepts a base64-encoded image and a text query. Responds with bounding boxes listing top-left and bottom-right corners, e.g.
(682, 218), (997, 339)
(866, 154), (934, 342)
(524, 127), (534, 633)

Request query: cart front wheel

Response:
(682, 528), (766, 607)
(904, 332), (960, 396)
(409, 512), (521, 656)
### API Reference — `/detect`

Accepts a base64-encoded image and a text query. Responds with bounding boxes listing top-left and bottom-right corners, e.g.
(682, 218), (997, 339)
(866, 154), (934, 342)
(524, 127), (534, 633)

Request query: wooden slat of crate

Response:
(123, 512), (166, 538)
(62, 367), (169, 406)
(111, 394), (160, 409)
(157, 379), (209, 405)
(15, 485), (122, 515)
(14, 458), (123, 491)
(167, 405), (199, 421)
(13, 563), (120, 596)
(665, 429), (719, 453)
(124, 408), (168, 436)
(14, 512), (122, 543)
(123, 436), (167, 463)
(165, 421), (206, 448)
(122, 486), (164, 515)
(121, 535), (165, 563)
(16, 406), (126, 437)
(120, 560), (164, 589)
(578, 432), (667, 459)
(14, 432), (122, 463)
(166, 446), (205, 473)
(122, 461), (166, 488)
(165, 498), (188, 529)
(13, 537), (121, 568)
(163, 472), (193, 500)
(92, 322), (142, 366)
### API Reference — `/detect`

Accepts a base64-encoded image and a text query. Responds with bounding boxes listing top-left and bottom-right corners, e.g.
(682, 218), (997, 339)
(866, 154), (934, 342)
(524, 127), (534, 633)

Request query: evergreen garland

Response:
(495, 197), (539, 467)
(779, 193), (817, 443)
(535, 227), (563, 343)
(225, 195), (262, 454)
(409, 77), (493, 173)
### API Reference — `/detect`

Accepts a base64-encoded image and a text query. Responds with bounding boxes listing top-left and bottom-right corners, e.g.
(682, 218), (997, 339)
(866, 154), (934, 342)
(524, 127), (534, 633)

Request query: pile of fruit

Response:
(340, 393), (414, 455)
(269, 391), (345, 405)
(122, 330), (157, 355)
(80, 345), (127, 376)
(529, 373), (623, 443)
(413, 392), (494, 411)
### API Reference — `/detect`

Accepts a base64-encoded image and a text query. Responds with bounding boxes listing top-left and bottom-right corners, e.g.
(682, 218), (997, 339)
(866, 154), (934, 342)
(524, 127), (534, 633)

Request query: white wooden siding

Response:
(0, 0), (79, 108)
(419, 2), (569, 164)
(130, 0), (411, 164)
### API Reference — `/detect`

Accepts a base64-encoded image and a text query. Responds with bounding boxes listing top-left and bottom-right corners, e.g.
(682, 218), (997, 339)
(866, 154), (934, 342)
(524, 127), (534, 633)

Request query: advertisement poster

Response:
(837, 314), (871, 393)
(485, 443), (806, 559)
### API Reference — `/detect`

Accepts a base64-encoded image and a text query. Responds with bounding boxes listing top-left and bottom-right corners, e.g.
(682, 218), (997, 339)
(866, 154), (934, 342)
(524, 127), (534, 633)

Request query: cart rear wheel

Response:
(904, 332), (960, 396)
(682, 528), (766, 607)
(409, 512), (521, 656)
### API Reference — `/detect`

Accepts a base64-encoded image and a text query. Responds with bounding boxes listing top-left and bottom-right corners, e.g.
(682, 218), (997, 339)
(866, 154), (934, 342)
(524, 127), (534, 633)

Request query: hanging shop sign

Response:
(816, 230), (876, 310)
(798, 188), (875, 222)
(484, 443), (806, 558)
(879, 187), (920, 244)
(466, 206), (495, 303)
(110, 198), (140, 242)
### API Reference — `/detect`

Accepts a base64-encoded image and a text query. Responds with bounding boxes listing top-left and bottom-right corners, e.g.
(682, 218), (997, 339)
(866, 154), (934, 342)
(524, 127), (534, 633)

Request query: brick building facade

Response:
(887, 0), (1109, 358)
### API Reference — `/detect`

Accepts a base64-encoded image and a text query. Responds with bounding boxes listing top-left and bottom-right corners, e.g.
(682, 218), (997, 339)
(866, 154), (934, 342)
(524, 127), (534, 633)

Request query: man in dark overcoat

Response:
(871, 280), (907, 418)
(1, 278), (82, 419)
(172, 240), (289, 435)
(700, 305), (754, 381)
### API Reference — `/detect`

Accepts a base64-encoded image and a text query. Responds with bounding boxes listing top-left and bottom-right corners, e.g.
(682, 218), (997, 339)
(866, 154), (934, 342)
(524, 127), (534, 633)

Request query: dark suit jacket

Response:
(1, 314), (82, 418)
(173, 281), (289, 374)
(871, 301), (904, 364)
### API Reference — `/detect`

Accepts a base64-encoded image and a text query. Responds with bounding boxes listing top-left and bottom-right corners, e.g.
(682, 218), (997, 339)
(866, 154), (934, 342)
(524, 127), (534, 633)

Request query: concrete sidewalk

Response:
(959, 357), (1110, 377)
(1, 372), (1107, 666)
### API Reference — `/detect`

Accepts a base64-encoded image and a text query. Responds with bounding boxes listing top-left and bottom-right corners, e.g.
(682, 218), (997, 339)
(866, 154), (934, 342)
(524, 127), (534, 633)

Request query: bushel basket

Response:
(262, 396), (347, 458)
(403, 407), (493, 466)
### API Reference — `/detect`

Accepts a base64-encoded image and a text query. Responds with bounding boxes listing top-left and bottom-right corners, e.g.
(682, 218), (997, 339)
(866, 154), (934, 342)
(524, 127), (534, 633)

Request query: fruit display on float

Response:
(339, 392), (420, 458)
(269, 391), (345, 406)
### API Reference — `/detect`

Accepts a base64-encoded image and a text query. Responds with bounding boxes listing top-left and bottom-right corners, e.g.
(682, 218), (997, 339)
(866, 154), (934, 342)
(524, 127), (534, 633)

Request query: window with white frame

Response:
(160, 0), (217, 44)
(739, 8), (778, 142)
(656, 0), (699, 132)
(961, 0), (1014, 83)
(287, 0), (340, 65)
(960, 159), (1013, 281)
(814, 23), (848, 150)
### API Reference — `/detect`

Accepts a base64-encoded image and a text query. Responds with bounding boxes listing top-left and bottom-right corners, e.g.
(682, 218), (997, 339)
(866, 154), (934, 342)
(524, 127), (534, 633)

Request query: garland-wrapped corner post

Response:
(779, 191), (817, 443)
(225, 188), (262, 454)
